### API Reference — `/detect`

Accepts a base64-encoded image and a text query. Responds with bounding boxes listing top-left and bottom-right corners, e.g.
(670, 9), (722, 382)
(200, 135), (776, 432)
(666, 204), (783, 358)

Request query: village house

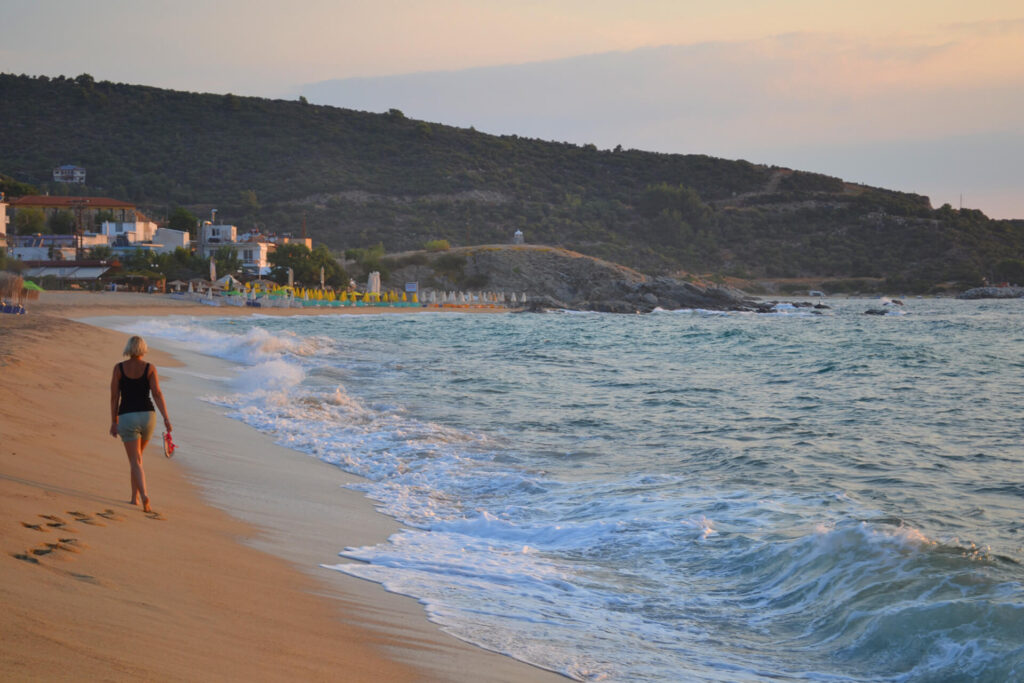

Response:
(100, 218), (158, 245)
(52, 164), (86, 184)
(198, 222), (237, 257)
(153, 227), (190, 253)
(226, 235), (270, 274)
(7, 195), (312, 280)
(9, 195), (140, 227)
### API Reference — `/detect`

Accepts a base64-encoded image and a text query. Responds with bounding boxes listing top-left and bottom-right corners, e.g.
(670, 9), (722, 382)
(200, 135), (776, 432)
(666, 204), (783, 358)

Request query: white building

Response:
(101, 220), (158, 245)
(199, 223), (238, 257)
(228, 241), (273, 275)
(153, 228), (190, 253)
(53, 165), (86, 183)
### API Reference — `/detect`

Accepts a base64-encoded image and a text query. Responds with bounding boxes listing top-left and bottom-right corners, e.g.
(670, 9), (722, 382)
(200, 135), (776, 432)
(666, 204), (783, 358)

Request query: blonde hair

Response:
(123, 335), (148, 357)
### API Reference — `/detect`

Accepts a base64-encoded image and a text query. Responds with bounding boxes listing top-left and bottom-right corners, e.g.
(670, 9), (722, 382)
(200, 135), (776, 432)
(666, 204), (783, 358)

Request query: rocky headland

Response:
(957, 286), (1024, 300)
(383, 244), (760, 313)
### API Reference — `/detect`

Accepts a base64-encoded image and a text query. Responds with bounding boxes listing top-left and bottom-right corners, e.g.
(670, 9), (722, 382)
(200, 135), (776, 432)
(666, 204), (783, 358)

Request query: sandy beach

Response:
(0, 292), (562, 681)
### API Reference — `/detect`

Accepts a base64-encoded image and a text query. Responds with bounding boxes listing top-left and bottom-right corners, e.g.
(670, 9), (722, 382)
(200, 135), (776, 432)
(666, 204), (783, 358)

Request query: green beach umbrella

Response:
(22, 280), (45, 291)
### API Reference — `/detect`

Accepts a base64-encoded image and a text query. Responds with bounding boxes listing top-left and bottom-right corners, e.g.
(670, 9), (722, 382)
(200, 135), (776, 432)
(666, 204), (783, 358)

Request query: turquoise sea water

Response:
(133, 298), (1024, 681)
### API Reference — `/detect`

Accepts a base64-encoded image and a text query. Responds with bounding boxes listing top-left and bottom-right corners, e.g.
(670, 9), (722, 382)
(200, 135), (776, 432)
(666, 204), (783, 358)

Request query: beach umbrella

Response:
(187, 281), (194, 294)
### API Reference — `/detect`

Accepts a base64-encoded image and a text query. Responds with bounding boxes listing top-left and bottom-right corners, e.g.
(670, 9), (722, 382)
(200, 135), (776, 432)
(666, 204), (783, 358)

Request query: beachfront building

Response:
(101, 219), (159, 245)
(198, 222), (238, 257)
(8, 233), (108, 260)
(19, 260), (111, 286)
(153, 227), (190, 253)
(231, 233), (273, 275)
(52, 165), (86, 184)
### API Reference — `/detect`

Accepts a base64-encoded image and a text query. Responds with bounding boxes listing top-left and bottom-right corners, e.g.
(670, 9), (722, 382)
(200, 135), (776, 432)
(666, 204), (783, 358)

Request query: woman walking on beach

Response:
(110, 335), (171, 512)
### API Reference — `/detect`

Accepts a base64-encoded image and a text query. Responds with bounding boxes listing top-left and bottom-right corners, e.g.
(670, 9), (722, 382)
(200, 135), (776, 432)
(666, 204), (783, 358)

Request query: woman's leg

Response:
(123, 438), (150, 512)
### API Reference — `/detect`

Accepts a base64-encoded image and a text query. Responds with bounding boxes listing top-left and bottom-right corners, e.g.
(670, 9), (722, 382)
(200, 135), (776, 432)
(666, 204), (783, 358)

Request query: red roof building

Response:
(8, 195), (140, 224)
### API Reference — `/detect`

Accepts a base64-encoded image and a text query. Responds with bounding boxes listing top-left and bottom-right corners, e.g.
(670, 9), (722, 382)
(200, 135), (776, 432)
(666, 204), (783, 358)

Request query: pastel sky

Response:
(4, 1), (1022, 218)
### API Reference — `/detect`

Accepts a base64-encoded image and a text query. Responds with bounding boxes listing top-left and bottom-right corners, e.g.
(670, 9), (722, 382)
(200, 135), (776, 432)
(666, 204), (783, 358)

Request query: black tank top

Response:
(118, 362), (156, 414)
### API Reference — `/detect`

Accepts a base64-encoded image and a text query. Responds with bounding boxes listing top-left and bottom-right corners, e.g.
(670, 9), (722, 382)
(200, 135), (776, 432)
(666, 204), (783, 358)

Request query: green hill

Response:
(2, 72), (1022, 291)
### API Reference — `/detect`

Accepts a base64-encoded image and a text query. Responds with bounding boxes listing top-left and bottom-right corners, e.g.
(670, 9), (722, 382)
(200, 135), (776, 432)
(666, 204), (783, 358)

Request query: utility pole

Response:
(70, 198), (88, 260)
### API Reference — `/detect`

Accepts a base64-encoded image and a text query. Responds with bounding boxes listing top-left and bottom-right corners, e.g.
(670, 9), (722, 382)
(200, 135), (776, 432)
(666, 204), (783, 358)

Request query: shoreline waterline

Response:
(77, 311), (566, 682)
(110, 298), (1024, 681)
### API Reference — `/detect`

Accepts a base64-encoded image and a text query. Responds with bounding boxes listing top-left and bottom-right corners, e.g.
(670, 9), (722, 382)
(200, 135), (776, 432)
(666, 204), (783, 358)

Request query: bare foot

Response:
(129, 499), (139, 506)
(142, 497), (152, 513)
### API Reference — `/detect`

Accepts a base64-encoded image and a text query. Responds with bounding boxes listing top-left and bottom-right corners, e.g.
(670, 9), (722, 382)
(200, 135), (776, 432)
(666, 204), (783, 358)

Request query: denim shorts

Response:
(117, 411), (156, 443)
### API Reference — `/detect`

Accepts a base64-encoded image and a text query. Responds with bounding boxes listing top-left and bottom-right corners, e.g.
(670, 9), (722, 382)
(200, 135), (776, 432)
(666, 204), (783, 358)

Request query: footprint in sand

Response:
(66, 511), (105, 527)
(12, 508), (145, 576)
(39, 514), (73, 531)
(11, 545), (98, 583)
(145, 511), (166, 521)
(46, 540), (81, 554)
(24, 538), (81, 558)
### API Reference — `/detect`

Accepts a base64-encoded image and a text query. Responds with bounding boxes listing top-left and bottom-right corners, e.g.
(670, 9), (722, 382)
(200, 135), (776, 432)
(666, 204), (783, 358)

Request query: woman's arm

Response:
(110, 365), (121, 437)
(149, 365), (172, 433)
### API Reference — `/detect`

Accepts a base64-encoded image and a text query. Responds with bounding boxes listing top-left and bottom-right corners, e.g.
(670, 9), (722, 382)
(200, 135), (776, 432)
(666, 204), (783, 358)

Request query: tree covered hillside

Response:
(2, 73), (1022, 289)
